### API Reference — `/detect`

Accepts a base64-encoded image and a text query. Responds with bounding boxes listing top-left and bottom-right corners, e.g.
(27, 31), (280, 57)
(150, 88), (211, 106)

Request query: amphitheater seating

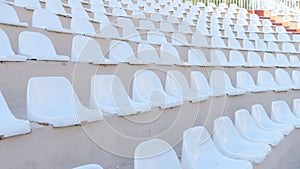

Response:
(275, 69), (300, 90)
(90, 75), (151, 116)
(271, 100), (300, 128)
(165, 70), (209, 103)
(134, 139), (182, 169)
(236, 71), (269, 93)
(27, 76), (103, 127)
(181, 126), (252, 169)
(72, 164), (103, 169)
(257, 71), (290, 92)
(213, 116), (271, 163)
(251, 104), (294, 135)
(0, 2), (28, 27)
(0, 91), (31, 138)
(235, 109), (284, 146)
(18, 31), (70, 61)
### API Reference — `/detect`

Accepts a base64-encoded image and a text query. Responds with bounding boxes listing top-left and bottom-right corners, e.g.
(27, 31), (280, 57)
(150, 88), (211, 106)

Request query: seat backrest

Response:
(188, 48), (208, 66)
(100, 23), (120, 38)
(32, 8), (63, 29)
(150, 13), (164, 21)
(292, 70), (300, 84)
(112, 8), (127, 16)
(229, 50), (246, 65)
(211, 36), (226, 48)
(15, 0), (41, 9)
(210, 50), (228, 65)
(147, 31), (167, 44)
(172, 32), (188, 45)
(276, 54), (290, 66)
(252, 104), (273, 125)
(190, 71), (213, 94)
(71, 7), (90, 19)
(71, 17), (95, 35)
(191, 33), (209, 46)
(94, 12), (110, 25)
(278, 33), (291, 41)
(257, 71), (278, 88)
(209, 70), (228, 96)
(236, 71), (257, 89)
(235, 109), (257, 133)
(228, 38), (241, 48)
(71, 36), (105, 62)
(272, 100), (294, 120)
(160, 43), (181, 64)
(0, 2), (22, 24)
(263, 53), (277, 66)
(137, 43), (160, 63)
(166, 70), (190, 97)
(45, 2), (68, 15)
(19, 31), (57, 58)
(290, 55), (300, 67)
(109, 40), (135, 62)
(160, 22), (174, 32)
(118, 17), (135, 27)
(293, 99), (300, 117)
(0, 28), (15, 56)
(282, 42), (296, 52)
(247, 52), (263, 66)
(139, 20), (156, 30)
(134, 139), (182, 169)
(275, 68), (293, 87)
(268, 42), (280, 52)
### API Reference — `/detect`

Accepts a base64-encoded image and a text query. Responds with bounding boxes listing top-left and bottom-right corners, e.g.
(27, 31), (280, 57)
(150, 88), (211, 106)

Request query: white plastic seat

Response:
(27, 76), (103, 127)
(187, 49), (212, 66)
(282, 42), (298, 53)
(139, 20), (156, 30)
(263, 53), (277, 67)
(190, 71), (213, 96)
(255, 39), (268, 51)
(243, 39), (255, 50)
(257, 71), (289, 92)
(147, 31), (168, 44)
(45, 2), (71, 17)
(90, 75), (151, 116)
(14, 0), (41, 10)
(210, 70), (246, 97)
(133, 70), (182, 109)
(172, 32), (189, 46)
(71, 7), (91, 20)
(32, 9), (71, 34)
(112, 8), (127, 17)
(0, 2), (28, 27)
(137, 43), (160, 64)
(73, 164), (103, 169)
(271, 100), (300, 128)
(293, 99), (300, 119)
(0, 28), (26, 61)
(71, 36), (109, 63)
(166, 70), (209, 103)
(252, 104), (294, 135)
(229, 50), (246, 66)
(290, 55), (300, 67)
(275, 69), (300, 90)
(0, 91), (30, 138)
(235, 109), (284, 146)
(210, 50), (236, 67)
(247, 52), (265, 67)
(236, 71), (268, 93)
(99, 23), (120, 39)
(71, 17), (96, 36)
(159, 44), (183, 65)
(18, 31), (69, 61)
(109, 40), (139, 63)
(181, 126), (252, 169)
(213, 117), (271, 164)
(292, 70), (300, 86)
(211, 36), (226, 48)
(134, 139), (182, 169)
(228, 38), (242, 49)
(276, 54), (290, 67)
(268, 42), (280, 52)
(93, 12), (110, 25)
(160, 22), (175, 32)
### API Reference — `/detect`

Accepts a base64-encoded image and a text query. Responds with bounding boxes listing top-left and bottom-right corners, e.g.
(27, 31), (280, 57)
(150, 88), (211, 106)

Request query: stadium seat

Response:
(236, 71), (269, 93)
(293, 99), (300, 119)
(70, 17), (96, 36)
(90, 75), (151, 116)
(134, 139), (182, 169)
(252, 104), (294, 135)
(271, 100), (300, 128)
(290, 55), (300, 67)
(210, 70), (246, 97)
(14, 0), (41, 10)
(72, 164), (103, 169)
(45, 2), (71, 17)
(159, 44), (184, 65)
(137, 43), (160, 64)
(275, 69), (300, 90)
(18, 31), (70, 61)
(292, 70), (300, 86)
(213, 116), (271, 163)
(109, 40), (139, 63)
(0, 28), (26, 61)
(190, 71), (214, 96)
(0, 2), (28, 27)
(172, 32), (189, 46)
(99, 23), (120, 38)
(27, 76), (103, 127)
(71, 36), (110, 63)
(132, 70), (182, 109)
(0, 91), (31, 138)
(32, 9), (72, 34)
(257, 71), (289, 92)
(276, 54), (290, 67)
(165, 70), (209, 103)
(235, 109), (284, 146)
(147, 30), (168, 44)
(263, 53), (277, 67)
(187, 48), (213, 66)
(181, 126), (252, 169)
(229, 50), (247, 66)
(246, 52), (265, 67)
(210, 50), (237, 67)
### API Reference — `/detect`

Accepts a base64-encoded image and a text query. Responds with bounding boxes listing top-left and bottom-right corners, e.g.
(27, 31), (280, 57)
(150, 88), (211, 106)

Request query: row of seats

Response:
(3, 68), (300, 137)
(135, 101), (300, 169)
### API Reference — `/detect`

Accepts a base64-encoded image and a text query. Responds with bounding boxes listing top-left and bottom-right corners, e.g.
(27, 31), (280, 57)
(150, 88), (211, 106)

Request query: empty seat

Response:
(290, 55), (300, 67)
(276, 54), (290, 67)
(99, 23), (120, 39)
(275, 69), (300, 90)
(210, 70), (246, 97)
(0, 28), (26, 61)
(181, 126), (252, 169)
(236, 71), (268, 93)
(166, 70), (209, 103)
(46, 2), (71, 17)
(90, 75), (151, 116)
(190, 71), (214, 96)
(71, 36), (109, 63)
(159, 44), (182, 65)
(14, 0), (41, 10)
(147, 31), (168, 44)
(271, 100), (300, 128)
(27, 76), (103, 127)
(172, 32), (189, 46)
(109, 40), (139, 63)
(293, 99), (300, 119)
(71, 17), (96, 36)
(132, 70), (182, 109)
(134, 139), (182, 169)
(210, 50), (237, 67)
(0, 2), (28, 27)
(229, 50), (247, 66)
(72, 164), (103, 169)
(187, 49), (212, 66)
(32, 9), (71, 34)
(247, 52), (265, 67)
(137, 43), (160, 64)
(292, 70), (300, 86)
(235, 109), (284, 146)
(18, 31), (69, 61)
(0, 91), (30, 138)
(213, 116), (271, 163)
(257, 71), (289, 92)
(252, 104), (294, 135)
(263, 53), (277, 67)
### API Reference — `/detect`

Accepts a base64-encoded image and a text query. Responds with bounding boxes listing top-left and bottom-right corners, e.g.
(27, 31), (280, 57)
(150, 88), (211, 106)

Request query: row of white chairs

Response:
(135, 100), (300, 168)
